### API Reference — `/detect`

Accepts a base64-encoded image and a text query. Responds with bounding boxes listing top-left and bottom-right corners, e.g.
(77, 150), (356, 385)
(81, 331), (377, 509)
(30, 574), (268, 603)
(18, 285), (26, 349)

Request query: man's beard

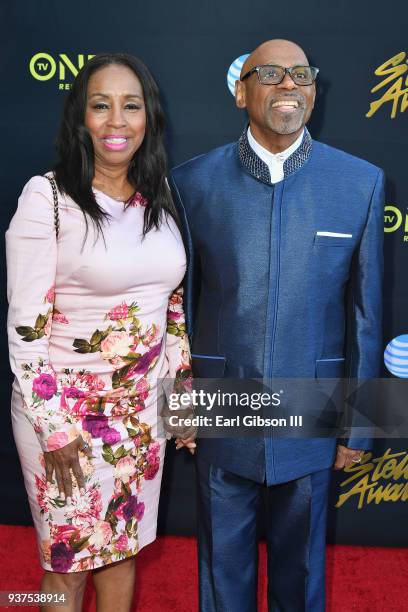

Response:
(266, 95), (308, 135)
(267, 109), (306, 135)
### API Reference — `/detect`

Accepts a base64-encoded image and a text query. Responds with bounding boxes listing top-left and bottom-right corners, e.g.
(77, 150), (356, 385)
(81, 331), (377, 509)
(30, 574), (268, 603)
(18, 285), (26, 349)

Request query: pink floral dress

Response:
(6, 175), (191, 573)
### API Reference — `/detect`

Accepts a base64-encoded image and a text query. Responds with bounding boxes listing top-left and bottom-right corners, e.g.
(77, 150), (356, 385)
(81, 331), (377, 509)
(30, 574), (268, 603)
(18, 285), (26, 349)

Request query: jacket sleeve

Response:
(6, 176), (79, 452)
(168, 173), (201, 345)
(344, 168), (385, 450)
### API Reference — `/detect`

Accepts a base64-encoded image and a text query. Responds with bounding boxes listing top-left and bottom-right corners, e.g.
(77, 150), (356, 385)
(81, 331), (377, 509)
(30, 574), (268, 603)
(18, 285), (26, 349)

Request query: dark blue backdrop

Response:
(1, 0), (407, 546)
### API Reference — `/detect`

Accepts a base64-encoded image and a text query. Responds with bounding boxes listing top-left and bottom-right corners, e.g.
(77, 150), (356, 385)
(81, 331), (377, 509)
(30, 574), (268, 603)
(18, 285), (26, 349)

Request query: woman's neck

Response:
(93, 164), (134, 200)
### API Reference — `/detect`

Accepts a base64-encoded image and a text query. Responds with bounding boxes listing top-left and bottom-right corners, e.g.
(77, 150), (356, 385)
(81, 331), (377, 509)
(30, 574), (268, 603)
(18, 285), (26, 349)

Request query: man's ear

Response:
(311, 83), (316, 110)
(235, 80), (246, 109)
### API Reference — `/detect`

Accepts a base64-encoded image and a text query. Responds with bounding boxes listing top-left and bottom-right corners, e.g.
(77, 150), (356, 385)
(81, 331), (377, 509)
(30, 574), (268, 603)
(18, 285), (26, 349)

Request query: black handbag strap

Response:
(44, 174), (60, 238)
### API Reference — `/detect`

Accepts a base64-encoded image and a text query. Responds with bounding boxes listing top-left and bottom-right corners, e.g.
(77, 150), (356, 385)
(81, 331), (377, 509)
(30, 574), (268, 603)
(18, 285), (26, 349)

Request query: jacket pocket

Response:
(314, 234), (354, 247)
(315, 358), (345, 379)
(192, 354), (226, 378)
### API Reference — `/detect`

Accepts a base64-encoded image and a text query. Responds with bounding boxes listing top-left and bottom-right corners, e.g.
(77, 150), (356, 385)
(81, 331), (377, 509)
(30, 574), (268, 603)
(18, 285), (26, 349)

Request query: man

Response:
(170, 39), (384, 611)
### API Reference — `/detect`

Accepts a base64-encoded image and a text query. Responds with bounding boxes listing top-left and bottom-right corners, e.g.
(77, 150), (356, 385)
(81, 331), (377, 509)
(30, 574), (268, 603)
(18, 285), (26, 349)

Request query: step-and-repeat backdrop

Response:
(0, 1), (407, 545)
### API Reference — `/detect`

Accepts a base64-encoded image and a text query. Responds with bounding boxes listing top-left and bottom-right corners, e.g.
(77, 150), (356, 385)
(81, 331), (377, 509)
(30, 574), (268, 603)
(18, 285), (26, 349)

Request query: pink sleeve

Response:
(165, 285), (192, 393)
(6, 176), (78, 452)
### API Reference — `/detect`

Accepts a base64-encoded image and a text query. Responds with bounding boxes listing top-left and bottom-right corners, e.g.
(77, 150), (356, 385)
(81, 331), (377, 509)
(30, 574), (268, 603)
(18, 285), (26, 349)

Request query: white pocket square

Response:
(316, 231), (352, 238)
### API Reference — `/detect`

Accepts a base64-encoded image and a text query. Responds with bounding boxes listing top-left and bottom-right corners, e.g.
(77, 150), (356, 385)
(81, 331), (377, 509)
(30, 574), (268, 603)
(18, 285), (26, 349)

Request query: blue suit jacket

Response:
(170, 129), (384, 485)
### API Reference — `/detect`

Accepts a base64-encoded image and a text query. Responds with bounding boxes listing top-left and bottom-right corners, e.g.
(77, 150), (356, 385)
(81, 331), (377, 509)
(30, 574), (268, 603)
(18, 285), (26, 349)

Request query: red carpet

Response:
(0, 525), (407, 611)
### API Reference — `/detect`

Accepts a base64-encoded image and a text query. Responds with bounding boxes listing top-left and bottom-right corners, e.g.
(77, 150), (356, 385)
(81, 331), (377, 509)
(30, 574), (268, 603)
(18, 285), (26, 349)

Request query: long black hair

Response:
(54, 53), (178, 236)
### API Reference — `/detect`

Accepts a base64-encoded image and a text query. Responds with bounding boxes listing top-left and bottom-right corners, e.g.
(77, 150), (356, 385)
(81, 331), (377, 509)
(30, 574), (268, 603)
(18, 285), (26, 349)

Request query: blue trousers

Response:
(196, 457), (331, 612)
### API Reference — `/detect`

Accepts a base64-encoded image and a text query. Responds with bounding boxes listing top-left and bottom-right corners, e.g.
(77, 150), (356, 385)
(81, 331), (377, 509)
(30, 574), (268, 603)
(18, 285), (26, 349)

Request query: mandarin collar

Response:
(238, 126), (312, 184)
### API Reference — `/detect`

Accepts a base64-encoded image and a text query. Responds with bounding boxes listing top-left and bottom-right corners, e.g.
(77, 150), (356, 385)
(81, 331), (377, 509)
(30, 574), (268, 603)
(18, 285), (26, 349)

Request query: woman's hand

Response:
(43, 435), (93, 504)
(175, 436), (196, 455)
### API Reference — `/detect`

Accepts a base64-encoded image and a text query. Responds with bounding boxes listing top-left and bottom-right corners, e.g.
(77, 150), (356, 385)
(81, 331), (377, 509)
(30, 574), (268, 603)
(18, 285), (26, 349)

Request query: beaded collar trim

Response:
(238, 127), (313, 184)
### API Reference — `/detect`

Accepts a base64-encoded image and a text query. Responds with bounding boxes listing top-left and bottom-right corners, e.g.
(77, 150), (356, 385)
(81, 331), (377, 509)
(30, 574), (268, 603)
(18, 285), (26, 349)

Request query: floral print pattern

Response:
(15, 287), (69, 343)
(127, 192), (148, 208)
(16, 296), (173, 449)
(15, 291), (190, 569)
(35, 413), (162, 571)
(166, 287), (193, 394)
(7, 176), (190, 572)
(73, 301), (163, 389)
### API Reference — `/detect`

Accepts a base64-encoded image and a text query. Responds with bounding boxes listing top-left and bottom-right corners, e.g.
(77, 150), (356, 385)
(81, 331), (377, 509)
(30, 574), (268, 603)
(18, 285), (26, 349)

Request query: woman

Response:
(6, 53), (194, 611)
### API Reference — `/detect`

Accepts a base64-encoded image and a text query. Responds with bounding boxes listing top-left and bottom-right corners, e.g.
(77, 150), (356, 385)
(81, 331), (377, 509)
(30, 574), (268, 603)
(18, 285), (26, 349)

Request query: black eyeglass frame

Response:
(240, 65), (319, 86)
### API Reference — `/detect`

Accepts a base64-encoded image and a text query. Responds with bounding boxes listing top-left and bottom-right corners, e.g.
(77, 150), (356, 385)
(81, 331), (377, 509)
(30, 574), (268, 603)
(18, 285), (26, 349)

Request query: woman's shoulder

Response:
(19, 173), (55, 202)
(19, 173), (74, 209)
(12, 174), (60, 227)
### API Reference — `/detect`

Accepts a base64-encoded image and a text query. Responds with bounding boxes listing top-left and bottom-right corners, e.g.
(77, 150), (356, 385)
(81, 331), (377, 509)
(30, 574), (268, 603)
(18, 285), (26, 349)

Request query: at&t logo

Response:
(384, 204), (408, 242)
(227, 54), (250, 96)
(29, 53), (95, 90)
(384, 335), (408, 378)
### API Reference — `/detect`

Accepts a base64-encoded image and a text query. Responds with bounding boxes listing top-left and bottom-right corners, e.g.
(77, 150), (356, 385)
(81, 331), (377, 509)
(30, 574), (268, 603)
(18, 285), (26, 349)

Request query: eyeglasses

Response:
(240, 65), (319, 86)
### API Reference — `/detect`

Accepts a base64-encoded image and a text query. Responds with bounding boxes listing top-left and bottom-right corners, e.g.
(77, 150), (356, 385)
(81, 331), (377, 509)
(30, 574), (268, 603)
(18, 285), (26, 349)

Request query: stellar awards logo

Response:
(227, 54), (250, 96)
(336, 447), (408, 509)
(29, 53), (95, 90)
(366, 51), (408, 119)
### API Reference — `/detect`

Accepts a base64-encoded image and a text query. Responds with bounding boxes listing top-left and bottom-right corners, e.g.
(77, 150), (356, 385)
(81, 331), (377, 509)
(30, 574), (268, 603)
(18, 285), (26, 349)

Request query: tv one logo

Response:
(29, 53), (95, 88)
(384, 205), (408, 242)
